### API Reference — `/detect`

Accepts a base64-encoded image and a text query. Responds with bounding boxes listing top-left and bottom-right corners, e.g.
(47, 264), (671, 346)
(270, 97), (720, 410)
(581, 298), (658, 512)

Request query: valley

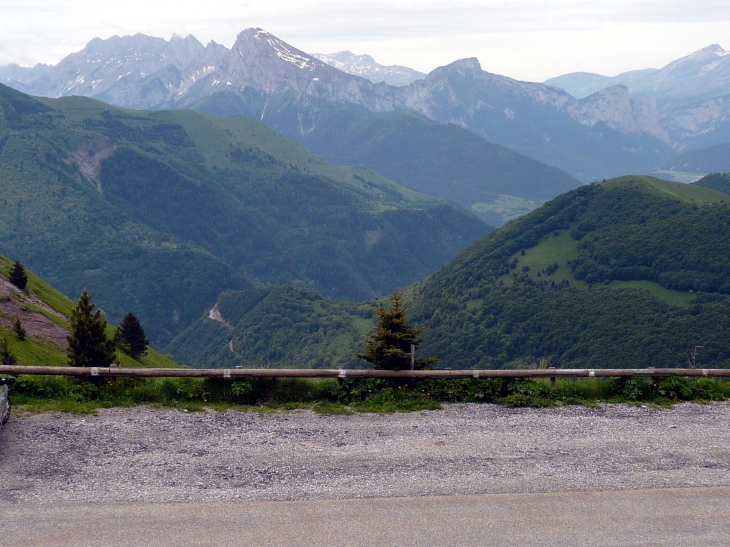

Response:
(2, 8), (730, 547)
(0, 84), (488, 347)
(1, 27), (730, 374)
(171, 175), (730, 371)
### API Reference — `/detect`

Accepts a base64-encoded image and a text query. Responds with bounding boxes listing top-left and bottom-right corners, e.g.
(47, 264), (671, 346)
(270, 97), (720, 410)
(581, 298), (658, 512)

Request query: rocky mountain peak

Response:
(659, 44), (729, 72)
(0, 63), (50, 85)
(446, 58), (482, 72)
(331, 51), (377, 64)
(587, 84), (629, 97)
(567, 84), (668, 142)
(311, 51), (425, 86)
(18, 32), (209, 100)
(691, 44), (729, 58)
(421, 58), (483, 85)
(167, 34), (206, 65)
(232, 28), (324, 72)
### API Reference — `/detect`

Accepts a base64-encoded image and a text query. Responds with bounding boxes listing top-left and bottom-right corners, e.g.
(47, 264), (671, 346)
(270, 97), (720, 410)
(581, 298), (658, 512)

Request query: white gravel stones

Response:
(0, 403), (728, 504)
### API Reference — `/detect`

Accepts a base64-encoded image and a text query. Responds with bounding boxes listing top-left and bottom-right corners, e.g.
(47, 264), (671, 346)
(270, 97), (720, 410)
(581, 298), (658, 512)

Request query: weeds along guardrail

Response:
(1, 366), (730, 379)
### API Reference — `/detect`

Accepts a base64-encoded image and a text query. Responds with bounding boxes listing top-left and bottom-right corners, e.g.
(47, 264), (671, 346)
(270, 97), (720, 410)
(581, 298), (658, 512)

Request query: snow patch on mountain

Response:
(312, 51), (426, 86)
(267, 37), (317, 70)
(0, 28), (717, 150)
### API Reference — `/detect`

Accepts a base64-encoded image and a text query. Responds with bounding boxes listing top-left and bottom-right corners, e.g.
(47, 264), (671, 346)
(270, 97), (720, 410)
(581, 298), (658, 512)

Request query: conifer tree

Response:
(0, 338), (17, 367)
(118, 312), (149, 357)
(355, 291), (437, 370)
(13, 318), (25, 341)
(67, 289), (116, 367)
(8, 261), (28, 290)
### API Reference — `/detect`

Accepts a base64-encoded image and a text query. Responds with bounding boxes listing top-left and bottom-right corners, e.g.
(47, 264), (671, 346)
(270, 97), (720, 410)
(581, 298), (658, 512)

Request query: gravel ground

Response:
(0, 403), (729, 505)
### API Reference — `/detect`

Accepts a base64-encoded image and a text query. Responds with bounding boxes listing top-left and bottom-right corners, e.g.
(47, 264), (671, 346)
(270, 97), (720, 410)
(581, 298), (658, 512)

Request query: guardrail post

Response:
(337, 369), (346, 387)
(549, 367), (556, 389)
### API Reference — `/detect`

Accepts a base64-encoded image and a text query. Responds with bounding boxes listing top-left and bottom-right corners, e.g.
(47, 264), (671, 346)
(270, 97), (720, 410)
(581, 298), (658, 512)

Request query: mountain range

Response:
(0, 63), (50, 86)
(310, 51), (425, 87)
(4, 30), (730, 373)
(0, 28), (679, 182)
(545, 44), (730, 151)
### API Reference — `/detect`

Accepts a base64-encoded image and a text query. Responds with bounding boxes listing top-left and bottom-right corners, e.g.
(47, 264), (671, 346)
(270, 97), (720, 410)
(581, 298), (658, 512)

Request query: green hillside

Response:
(169, 286), (372, 369)
(292, 109), (582, 225)
(0, 254), (177, 368)
(693, 172), (730, 195)
(0, 84), (488, 347)
(661, 143), (730, 176)
(171, 175), (730, 369)
(411, 175), (730, 369)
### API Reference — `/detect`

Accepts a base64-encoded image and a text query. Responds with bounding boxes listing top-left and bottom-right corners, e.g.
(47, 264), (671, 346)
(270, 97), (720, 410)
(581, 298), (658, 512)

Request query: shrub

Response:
(608, 377), (652, 401)
(420, 378), (505, 403)
(497, 394), (554, 408)
(655, 377), (725, 401)
(13, 318), (26, 341)
(505, 378), (550, 398)
(339, 378), (389, 402)
(655, 377), (695, 400)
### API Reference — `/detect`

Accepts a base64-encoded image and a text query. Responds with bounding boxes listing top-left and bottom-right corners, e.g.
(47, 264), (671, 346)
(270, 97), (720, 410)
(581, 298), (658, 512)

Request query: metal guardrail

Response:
(1, 366), (729, 379)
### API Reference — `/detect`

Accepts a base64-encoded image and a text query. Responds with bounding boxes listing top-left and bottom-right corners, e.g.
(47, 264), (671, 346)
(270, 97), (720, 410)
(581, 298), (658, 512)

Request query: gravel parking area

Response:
(0, 403), (729, 505)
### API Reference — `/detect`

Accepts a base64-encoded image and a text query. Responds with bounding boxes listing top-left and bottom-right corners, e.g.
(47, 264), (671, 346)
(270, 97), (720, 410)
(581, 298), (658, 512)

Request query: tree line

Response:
(3, 260), (149, 366)
(67, 289), (150, 366)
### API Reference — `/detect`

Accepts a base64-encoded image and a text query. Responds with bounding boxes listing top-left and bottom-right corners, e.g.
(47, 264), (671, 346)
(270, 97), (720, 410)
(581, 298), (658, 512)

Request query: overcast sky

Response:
(1, 1), (729, 81)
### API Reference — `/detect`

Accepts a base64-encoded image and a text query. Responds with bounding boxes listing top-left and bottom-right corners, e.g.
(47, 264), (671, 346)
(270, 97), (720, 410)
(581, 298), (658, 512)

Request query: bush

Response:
(505, 378), (551, 398)
(350, 387), (441, 413)
(496, 394), (554, 408)
(14, 375), (70, 399)
(420, 378), (506, 403)
(608, 377), (652, 401)
(655, 377), (725, 401)
(654, 377), (695, 401)
(9, 373), (729, 413)
(338, 378), (389, 402)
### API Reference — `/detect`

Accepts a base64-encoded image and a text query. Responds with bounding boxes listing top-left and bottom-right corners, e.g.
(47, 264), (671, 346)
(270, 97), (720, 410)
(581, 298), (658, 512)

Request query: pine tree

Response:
(13, 318), (25, 341)
(8, 260), (28, 290)
(0, 338), (17, 367)
(67, 289), (116, 367)
(355, 291), (437, 370)
(118, 312), (149, 357)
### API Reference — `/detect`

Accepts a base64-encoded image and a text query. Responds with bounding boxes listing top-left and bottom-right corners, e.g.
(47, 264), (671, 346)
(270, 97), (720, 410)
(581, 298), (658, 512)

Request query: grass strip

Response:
(8, 375), (730, 415)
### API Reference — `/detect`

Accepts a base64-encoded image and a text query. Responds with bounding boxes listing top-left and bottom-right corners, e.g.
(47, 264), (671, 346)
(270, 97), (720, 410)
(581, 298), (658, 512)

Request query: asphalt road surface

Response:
(3, 487), (730, 546)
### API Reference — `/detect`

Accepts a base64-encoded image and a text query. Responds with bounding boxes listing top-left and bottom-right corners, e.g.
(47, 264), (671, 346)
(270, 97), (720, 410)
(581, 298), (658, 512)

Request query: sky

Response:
(1, 1), (730, 82)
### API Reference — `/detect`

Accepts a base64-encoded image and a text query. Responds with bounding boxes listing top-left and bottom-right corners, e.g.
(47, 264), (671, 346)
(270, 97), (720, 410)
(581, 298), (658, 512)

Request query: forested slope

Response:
(292, 109), (582, 225)
(172, 176), (730, 370)
(411, 176), (730, 369)
(169, 286), (371, 369)
(693, 172), (730, 195)
(0, 84), (488, 346)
